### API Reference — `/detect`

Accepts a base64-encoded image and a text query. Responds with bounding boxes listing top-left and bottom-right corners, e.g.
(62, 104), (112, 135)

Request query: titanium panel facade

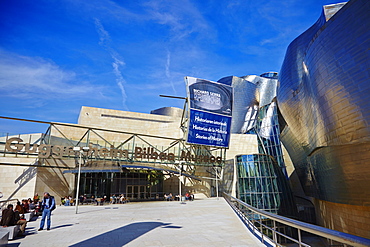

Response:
(278, 0), (370, 207)
(226, 76), (258, 134)
(223, 74), (279, 134)
(220, 73), (296, 217)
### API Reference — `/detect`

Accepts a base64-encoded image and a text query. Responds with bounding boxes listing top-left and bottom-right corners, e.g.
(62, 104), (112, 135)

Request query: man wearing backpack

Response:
(38, 192), (56, 231)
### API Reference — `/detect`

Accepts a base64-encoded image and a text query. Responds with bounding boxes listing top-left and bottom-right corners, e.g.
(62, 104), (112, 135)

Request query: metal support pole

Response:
(74, 146), (89, 214)
(215, 167), (219, 200)
(75, 148), (82, 214)
(273, 220), (277, 245)
(260, 216), (264, 244)
(178, 162), (185, 204)
(179, 165), (182, 203)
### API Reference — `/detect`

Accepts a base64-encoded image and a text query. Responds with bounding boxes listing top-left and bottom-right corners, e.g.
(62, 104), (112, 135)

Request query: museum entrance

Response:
(77, 169), (164, 201)
(126, 185), (147, 200)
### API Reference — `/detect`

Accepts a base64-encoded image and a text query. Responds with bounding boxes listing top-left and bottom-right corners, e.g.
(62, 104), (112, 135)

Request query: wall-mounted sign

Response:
(4, 137), (223, 164)
(185, 77), (233, 148)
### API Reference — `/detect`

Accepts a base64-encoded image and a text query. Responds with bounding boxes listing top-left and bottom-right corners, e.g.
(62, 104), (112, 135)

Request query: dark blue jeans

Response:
(40, 208), (51, 229)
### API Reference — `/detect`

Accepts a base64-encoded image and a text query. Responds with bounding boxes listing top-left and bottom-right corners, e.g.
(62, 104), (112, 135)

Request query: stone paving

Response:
(6, 197), (265, 247)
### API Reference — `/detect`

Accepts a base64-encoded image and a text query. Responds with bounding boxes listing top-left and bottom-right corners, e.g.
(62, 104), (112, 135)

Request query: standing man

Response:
(38, 192), (56, 231)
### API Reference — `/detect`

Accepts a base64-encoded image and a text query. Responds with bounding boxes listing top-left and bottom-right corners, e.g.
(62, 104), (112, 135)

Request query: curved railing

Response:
(223, 193), (370, 247)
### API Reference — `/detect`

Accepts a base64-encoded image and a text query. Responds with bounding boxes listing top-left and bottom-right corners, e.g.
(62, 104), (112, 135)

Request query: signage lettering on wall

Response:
(5, 137), (223, 164)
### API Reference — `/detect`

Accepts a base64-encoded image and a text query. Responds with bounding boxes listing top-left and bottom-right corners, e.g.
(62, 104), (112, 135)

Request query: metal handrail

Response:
(223, 192), (370, 247)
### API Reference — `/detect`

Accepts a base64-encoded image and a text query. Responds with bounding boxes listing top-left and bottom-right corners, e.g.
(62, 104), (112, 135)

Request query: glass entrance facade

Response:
(77, 169), (164, 200)
(236, 154), (280, 214)
(236, 154), (297, 217)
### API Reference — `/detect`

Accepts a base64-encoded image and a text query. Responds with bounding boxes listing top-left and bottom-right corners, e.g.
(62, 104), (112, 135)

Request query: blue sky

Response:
(0, 0), (339, 134)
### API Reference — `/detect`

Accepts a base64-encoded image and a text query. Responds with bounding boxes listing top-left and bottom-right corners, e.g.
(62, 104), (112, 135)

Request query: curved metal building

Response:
(278, 0), (370, 238)
(222, 73), (279, 135)
(219, 74), (297, 218)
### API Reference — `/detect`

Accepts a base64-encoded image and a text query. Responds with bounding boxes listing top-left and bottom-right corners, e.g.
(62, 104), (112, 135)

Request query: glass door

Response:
(133, 185), (139, 199)
(127, 185), (133, 199)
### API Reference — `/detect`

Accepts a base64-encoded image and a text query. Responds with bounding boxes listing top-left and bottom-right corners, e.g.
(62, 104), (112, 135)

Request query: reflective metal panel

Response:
(229, 76), (258, 133)
(256, 76), (278, 107)
(228, 75), (279, 134)
(150, 107), (183, 117)
(278, 0), (370, 206)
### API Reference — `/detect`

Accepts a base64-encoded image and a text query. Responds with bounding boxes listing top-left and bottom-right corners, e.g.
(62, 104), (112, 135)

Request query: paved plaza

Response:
(7, 197), (264, 247)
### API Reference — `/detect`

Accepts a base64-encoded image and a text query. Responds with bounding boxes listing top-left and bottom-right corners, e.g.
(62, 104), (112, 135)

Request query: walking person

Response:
(38, 192), (56, 231)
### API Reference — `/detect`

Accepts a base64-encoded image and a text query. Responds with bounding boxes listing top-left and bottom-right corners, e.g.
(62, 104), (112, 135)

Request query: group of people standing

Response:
(0, 192), (56, 236)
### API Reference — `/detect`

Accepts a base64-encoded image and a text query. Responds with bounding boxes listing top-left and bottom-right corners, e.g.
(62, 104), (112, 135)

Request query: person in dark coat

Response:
(0, 204), (27, 235)
(0, 204), (15, 227)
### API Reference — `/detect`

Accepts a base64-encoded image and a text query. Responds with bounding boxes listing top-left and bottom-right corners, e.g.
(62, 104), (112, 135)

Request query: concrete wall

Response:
(35, 167), (75, 205)
(226, 134), (258, 160)
(78, 106), (183, 139)
(0, 161), (37, 203)
(0, 157), (38, 202)
(0, 156), (75, 205)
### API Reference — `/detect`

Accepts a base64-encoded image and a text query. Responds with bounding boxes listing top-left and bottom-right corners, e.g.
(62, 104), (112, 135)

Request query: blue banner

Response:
(185, 77), (233, 148)
(187, 109), (231, 147)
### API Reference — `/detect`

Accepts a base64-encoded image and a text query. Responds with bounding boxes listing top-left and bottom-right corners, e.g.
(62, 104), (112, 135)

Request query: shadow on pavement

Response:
(52, 224), (74, 230)
(6, 243), (20, 247)
(25, 227), (38, 236)
(77, 208), (108, 214)
(29, 216), (39, 222)
(162, 225), (182, 229)
(69, 221), (181, 247)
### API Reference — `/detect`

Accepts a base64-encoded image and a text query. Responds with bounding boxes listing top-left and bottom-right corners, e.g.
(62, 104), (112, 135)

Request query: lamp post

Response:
(179, 164), (182, 203)
(73, 146), (89, 214)
(215, 166), (219, 200)
(178, 161), (185, 204)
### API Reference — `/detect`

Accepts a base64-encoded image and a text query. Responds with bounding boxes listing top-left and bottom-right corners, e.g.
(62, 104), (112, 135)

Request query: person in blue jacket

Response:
(38, 192), (56, 231)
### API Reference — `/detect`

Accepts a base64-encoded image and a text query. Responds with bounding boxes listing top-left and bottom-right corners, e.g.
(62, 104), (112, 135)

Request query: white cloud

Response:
(165, 51), (171, 79)
(94, 18), (128, 110)
(66, 0), (142, 23)
(143, 0), (212, 42)
(0, 50), (99, 98)
(165, 50), (177, 95)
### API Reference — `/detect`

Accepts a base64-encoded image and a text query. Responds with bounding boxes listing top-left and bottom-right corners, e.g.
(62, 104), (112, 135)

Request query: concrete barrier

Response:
(24, 211), (34, 221)
(0, 225), (20, 240)
(0, 231), (9, 246)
